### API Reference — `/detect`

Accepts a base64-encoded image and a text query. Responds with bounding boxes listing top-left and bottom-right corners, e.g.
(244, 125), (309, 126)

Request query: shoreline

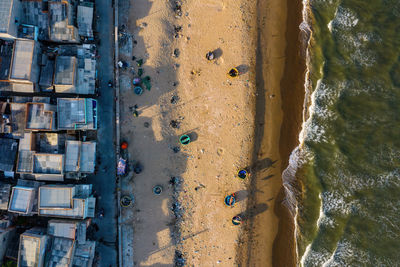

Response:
(273, 0), (307, 265)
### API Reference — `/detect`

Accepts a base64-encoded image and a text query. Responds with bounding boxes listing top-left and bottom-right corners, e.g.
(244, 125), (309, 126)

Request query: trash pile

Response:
(170, 176), (184, 248)
(117, 157), (127, 175)
(130, 58), (151, 95)
(174, 250), (186, 267)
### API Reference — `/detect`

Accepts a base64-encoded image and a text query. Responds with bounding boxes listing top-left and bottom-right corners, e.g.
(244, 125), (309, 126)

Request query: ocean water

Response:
(284, 0), (400, 265)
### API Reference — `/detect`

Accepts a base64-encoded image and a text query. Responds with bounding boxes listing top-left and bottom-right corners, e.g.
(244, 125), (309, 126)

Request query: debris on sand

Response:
(169, 176), (182, 188)
(171, 95), (180, 104)
(174, 25), (183, 38)
(174, 1), (183, 17)
(136, 59), (143, 67)
(170, 120), (181, 129)
(142, 76), (151, 90)
(175, 250), (186, 267)
(173, 48), (180, 58)
(190, 69), (201, 76)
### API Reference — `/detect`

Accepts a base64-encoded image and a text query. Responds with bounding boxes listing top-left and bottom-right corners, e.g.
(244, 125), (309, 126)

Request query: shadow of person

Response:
(212, 48), (223, 59)
(250, 157), (277, 172)
(237, 203), (269, 220)
(237, 64), (250, 75)
(234, 189), (248, 202)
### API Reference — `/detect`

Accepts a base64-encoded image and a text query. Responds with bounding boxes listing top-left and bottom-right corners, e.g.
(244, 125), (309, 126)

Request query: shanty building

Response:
(38, 184), (95, 219)
(54, 56), (77, 93)
(47, 220), (88, 243)
(77, 2), (94, 38)
(0, 138), (18, 175)
(46, 237), (75, 267)
(0, 40), (14, 83)
(20, 0), (49, 41)
(65, 140), (96, 177)
(16, 132), (65, 181)
(9, 39), (40, 92)
(38, 54), (55, 91)
(71, 240), (96, 267)
(17, 228), (49, 267)
(0, 183), (11, 210)
(8, 180), (42, 216)
(0, 218), (16, 264)
(48, 0), (79, 43)
(47, 219), (95, 267)
(25, 102), (56, 131)
(0, 102), (26, 138)
(16, 132), (96, 181)
(76, 57), (96, 94)
(57, 98), (97, 130)
(8, 186), (36, 215)
(0, 0), (22, 40)
(54, 55), (96, 94)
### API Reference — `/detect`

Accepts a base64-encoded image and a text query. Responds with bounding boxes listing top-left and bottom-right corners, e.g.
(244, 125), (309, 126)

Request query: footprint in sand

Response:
(217, 148), (224, 156)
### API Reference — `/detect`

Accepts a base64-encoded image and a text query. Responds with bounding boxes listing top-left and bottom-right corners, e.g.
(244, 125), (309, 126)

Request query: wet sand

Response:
(117, 0), (305, 266)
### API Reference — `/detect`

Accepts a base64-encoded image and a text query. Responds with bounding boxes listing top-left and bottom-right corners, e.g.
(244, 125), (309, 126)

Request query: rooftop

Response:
(0, 138), (18, 172)
(47, 220), (86, 242)
(57, 98), (97, 130)
(0, 40), (14, 80)
(49, 0), (78, 43)
(26, 103), (55, 131)
(65, 141), (96, 173)
(8, 186), (35, 214)
(32, 153), (64, 175)
(72, 241), (96, 267)
(76, 58), (96, 94)
(77, 3), (93, 37)
(39, 56), (55, 89)
(47, 237), (75, 267)
(39, 185), (74, 209)
(10, 102), (26, 137)
(18, 230), (48, 267)
(0, 0), (14, 33)
(38, 184), (95, 219)
(10, 39), (34, 81)
(54, 56), (76, 87)
(21, 1), (48, 37)
(34, 132), (66, 154)
(0, 183), (11, 210)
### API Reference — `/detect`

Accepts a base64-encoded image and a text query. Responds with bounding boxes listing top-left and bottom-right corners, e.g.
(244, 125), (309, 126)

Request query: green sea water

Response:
(290, 0), (400, 265)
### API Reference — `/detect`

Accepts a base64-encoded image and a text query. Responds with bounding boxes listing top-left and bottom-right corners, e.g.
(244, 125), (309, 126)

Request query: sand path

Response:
(118, 0), (298, 266)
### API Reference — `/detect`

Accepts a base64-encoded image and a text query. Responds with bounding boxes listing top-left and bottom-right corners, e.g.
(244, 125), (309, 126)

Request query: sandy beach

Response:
(117, 0), (304, 266)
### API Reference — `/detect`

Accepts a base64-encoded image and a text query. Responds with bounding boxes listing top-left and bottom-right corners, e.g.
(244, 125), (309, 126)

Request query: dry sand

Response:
(118, 0), (304, 266)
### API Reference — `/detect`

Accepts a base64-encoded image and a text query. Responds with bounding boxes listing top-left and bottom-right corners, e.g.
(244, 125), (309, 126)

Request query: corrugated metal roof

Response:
(19, 234), (40, 267)
(77, 5), (93, 37)
(10, 40), (34, 80)
(48, 220), (77, 239)
(46, 237), (74, 267)
(9, 186), (34, 213)
(39, 186), (73, 208)
(65, 140), (79, 172)
(0, 183), (11, 210)
(26, 103), (55, 130)
(0, 138), (17, 172)
(0, 0), (13, 33)
(55, 56), (76, 86)
(40, 198), (84, 218)
(80, 142), (96, 173)
(65, 141), (96, 173)
(32, 153), (63, 174)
